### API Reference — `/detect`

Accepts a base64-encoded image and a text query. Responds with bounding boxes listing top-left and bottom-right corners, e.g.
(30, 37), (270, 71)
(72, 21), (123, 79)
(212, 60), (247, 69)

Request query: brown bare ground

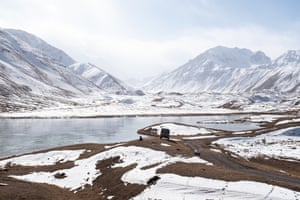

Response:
(1, 115), (300, 199)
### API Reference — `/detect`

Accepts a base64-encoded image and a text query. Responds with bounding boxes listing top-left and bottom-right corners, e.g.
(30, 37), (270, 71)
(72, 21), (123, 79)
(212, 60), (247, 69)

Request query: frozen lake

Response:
(0, 115), (259, 158)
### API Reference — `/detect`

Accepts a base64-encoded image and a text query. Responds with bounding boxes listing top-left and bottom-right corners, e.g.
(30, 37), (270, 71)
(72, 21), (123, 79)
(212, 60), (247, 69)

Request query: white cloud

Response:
(0, 1), (300, 80)
(46, 25), (299, 79)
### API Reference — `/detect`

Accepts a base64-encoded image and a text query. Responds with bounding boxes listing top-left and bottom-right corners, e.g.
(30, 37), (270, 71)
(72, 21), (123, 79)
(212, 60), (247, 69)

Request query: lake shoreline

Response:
(1, 112), (300, 199)
(0, 110), (295, 119)
(1, 134), (300, 199)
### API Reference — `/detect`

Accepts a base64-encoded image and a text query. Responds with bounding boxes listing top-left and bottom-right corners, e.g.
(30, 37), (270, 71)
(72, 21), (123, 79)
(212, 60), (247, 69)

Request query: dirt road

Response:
(185, 139), (300, 191)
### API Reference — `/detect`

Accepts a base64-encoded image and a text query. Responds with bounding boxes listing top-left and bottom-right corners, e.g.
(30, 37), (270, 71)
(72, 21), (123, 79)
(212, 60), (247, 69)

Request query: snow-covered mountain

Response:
(68, 62), (137, 95)
(1, 28), (299, 113)
(0, 28), (136, 104)
(250, 50), (300, 93)
(0, 28), (99, 98)
(144, 46), (300, 94)
(186, 46), (271, 68)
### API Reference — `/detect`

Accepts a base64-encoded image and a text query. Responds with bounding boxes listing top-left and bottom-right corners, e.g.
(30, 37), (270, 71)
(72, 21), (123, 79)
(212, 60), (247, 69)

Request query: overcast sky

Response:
(1, 0), (300, 80)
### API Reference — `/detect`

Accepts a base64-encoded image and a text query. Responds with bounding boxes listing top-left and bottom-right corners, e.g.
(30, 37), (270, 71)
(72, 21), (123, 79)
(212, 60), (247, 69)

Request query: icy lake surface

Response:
(0, 115), (259, 158)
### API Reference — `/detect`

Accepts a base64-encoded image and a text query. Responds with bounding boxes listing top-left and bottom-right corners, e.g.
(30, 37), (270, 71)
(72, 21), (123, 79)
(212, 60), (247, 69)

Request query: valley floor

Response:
(0, 110), (300, 200)
(1, 92), (299, 118)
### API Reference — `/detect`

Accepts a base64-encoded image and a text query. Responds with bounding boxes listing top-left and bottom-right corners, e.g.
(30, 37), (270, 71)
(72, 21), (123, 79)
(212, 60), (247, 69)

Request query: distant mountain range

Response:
(144, 46), (300, 94)
(0, 28), (299, 112)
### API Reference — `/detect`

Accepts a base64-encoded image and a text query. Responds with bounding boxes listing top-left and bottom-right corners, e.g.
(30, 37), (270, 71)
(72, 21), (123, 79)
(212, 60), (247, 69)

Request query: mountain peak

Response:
(206, 46), (249, 54)
(68, 62), (137, 94)
(192, 46), (271, 68)
(144, 46), (300, 93)
(3, 28), (75, 66)
(275, 50), (300, 65)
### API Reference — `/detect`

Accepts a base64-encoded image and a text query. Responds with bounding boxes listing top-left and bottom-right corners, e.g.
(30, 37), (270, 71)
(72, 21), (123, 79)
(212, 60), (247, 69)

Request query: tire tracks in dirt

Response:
(185, 139), (300, 191)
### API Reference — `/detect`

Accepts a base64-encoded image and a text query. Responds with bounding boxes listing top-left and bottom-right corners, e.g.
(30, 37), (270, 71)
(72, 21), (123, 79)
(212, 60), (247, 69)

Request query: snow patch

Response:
(104, 143), (125, 149)
(277, 118), (300, 125)
(215, 127), (300, 161)
(151, 123), (212, 136)
(10, 146), (210, 190)
(210, 149), (222, 153)
(133, 174), (299, 200)
(183, 135), (217, 140)
(0, 149), (85, 167)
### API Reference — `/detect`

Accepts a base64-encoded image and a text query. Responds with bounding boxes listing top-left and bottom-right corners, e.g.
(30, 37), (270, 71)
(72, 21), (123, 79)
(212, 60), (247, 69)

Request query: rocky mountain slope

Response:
(68, 62), (140, 95)
(0, 28), (136, 111)
(144, 46), (300, 94)
(249, 50), (300, 93)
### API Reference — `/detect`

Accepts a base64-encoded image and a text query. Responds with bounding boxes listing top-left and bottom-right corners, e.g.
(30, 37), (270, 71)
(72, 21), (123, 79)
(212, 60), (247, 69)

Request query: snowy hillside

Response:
(0, 28), (102, 97)
(0, 28), (140, 111)
(250, 50), (300, 93)
(68, 63), (138, 95)
(4, 29), (75, 67)
(144, 46), (300, 94)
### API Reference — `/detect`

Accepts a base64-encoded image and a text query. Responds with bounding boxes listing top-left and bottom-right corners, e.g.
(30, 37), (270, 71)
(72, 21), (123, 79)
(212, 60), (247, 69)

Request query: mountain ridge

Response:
(0, 28), (137, 110)
(144, 46), (300, 94)
(68, 62), (140, 95)
(1, 28), (299, 113)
